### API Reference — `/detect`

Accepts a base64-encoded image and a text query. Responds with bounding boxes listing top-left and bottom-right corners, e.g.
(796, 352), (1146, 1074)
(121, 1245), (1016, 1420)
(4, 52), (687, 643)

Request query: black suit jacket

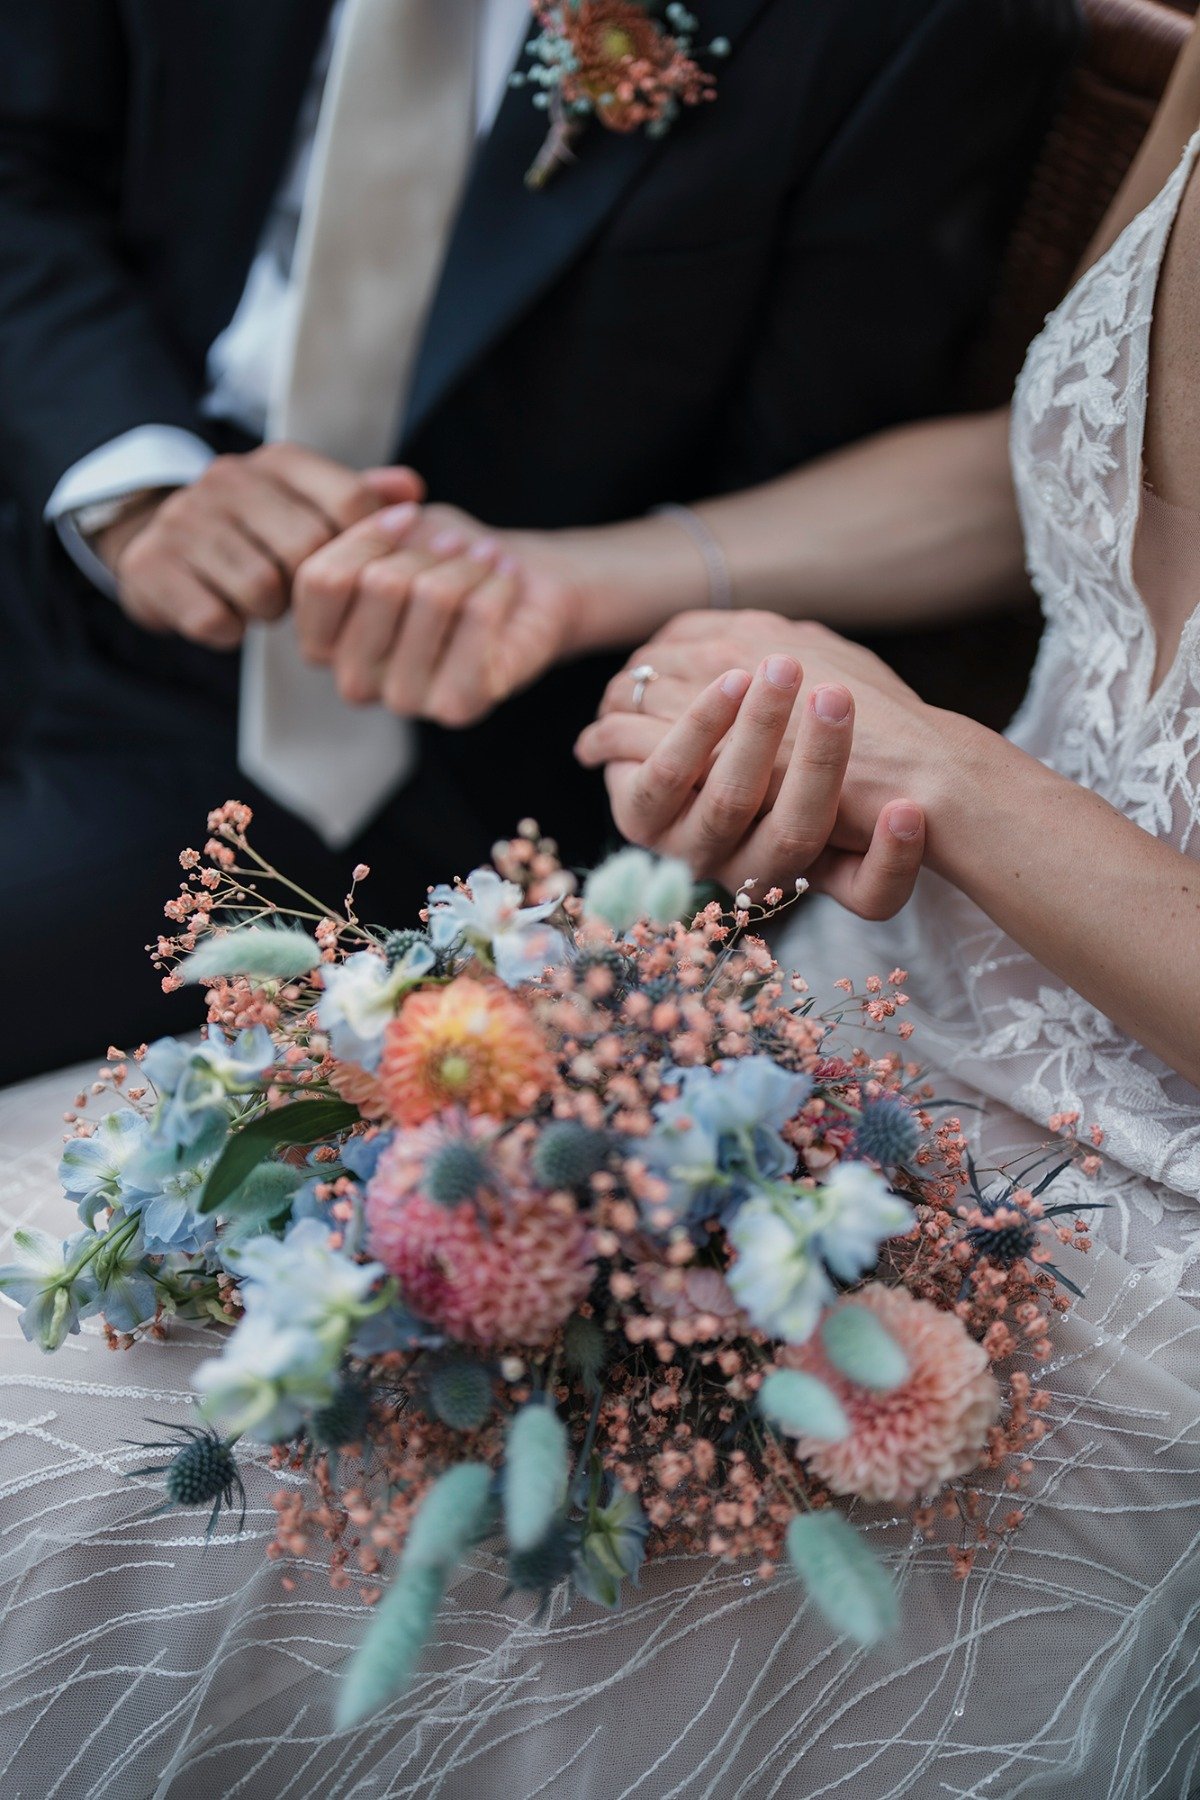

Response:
(0, 0), (1080, 848)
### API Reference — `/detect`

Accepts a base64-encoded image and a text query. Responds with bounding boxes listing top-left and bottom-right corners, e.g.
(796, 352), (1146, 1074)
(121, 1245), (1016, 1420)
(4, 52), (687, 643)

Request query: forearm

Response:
(546, 409), (1028, 657)
(920, 714), (1200, 1088)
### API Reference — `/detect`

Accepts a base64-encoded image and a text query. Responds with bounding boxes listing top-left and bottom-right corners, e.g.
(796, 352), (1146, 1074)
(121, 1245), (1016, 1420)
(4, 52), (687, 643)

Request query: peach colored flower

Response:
(379, 976), (552, 1126)
(328, 1059), (389, 1121)
(783, 1284), (1000, 1503)
(365, 1179), (592, 1348)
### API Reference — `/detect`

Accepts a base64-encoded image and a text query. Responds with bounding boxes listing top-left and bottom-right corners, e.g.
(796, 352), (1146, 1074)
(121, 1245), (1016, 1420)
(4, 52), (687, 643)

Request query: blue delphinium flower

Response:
(0, 1226), (94, 1349)
(727, 1163), (913, 1346)
(427, 866), (568, 986)
(59, 1110), (149, 1225)
(143, 1027), (274, 1154)
(318, 945), (434, 1070)
(76, 1235), (160, 1335)
(642, 1056), (812, 1232)
(196, 1219), (389, 1442)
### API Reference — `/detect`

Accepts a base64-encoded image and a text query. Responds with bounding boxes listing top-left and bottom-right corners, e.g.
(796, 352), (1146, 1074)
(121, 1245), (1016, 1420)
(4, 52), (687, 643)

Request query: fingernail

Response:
(764, 654), (800, 690)
(813, 684), (851, 723)
(467, 537), (500, 563)
(888, 803), (923, 841)
(378, 502), (417, 533)
(430, 529), (466, 556)
(720, 668), (751, 699)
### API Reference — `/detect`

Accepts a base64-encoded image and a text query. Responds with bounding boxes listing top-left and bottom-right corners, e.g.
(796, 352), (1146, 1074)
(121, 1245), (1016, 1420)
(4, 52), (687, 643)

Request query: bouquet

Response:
(1, 805), (1099, 1728)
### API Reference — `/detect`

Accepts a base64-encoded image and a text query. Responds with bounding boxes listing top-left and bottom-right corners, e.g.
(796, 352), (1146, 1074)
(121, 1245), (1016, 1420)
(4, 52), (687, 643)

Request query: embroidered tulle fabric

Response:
(4, 144), (1200, 1800)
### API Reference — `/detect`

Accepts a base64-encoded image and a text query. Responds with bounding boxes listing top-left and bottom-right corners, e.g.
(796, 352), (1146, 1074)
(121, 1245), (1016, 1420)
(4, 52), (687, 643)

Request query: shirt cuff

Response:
(44, 425), (216, 596)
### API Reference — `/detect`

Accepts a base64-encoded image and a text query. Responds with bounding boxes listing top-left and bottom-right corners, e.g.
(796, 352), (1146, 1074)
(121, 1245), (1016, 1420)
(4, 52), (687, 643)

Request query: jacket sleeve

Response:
(712, 0), (1083, 487)
(0, 0), (209, 530)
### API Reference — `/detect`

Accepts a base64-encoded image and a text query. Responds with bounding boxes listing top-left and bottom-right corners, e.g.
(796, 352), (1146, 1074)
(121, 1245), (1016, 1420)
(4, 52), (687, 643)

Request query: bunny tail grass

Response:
(786, 1511), (899, 1649)
(336, 1462), (493, 1727)
(180, 924), (322, 983)
(759, 1369), (850, 1441)
(504, 1404), (569, 1551)
(335, 1563), (445, 1729)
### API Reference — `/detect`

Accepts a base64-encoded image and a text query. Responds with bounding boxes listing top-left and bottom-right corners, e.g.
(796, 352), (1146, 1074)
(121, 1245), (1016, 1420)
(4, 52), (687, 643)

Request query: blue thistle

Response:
(964, 1193), (1041, 1270)
(311, 1376), (372, 1450)
(426, 1139), (492, 1207)
(532, 1122), (612, 1192)
(128, 1418), (245, 1537)
(426, 1355), (493, 1431)
(853, 1093), (921, 1170)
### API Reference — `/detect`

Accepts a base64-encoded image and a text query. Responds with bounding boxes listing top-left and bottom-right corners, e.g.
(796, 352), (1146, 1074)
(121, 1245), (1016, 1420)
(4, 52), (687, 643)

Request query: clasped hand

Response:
(98, 446), (581, 727)
(575, 613), (938, 920)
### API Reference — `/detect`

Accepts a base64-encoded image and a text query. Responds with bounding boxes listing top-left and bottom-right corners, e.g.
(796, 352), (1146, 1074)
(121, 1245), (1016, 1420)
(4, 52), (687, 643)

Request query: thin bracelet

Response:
(652, 502), (736, 610)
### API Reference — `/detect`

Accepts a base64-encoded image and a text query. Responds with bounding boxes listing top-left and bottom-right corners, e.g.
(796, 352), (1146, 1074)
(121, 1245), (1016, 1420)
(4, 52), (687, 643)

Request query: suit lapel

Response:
(402, 0), (775, 443)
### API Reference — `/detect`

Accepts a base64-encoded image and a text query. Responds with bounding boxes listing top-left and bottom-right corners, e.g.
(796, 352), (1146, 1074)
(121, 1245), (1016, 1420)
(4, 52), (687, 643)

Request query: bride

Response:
(5, 27), (1200, 1800)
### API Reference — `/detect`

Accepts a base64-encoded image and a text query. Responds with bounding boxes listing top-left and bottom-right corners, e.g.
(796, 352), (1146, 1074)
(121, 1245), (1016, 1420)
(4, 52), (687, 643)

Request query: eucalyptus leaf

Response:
(180, 924), (321, 984)
(786, 1511), (899, 1648)
(199, 1099), (359, 1214)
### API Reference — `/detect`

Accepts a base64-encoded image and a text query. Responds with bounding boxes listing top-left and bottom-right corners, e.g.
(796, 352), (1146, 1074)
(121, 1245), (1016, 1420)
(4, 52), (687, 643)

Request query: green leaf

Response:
(759, 1369), (850, 1441)
(219, 1163), (304, 1246)
(786, 1511), (899, 1648)
(199, 1098), (360, 1214)
(180, 924), (322, 984)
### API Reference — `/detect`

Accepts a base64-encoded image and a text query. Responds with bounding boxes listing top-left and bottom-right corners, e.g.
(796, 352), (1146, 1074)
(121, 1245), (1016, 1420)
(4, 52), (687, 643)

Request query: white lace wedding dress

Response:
(4, 145), (1200, 1800)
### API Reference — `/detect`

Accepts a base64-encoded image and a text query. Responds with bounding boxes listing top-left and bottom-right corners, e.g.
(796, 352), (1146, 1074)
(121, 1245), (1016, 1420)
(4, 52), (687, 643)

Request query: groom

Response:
(0, 0), (1079, 1076)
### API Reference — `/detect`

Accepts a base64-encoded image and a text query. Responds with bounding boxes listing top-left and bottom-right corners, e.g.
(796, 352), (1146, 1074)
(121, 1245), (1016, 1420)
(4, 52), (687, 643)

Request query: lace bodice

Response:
(786, 135), (1200, 1295)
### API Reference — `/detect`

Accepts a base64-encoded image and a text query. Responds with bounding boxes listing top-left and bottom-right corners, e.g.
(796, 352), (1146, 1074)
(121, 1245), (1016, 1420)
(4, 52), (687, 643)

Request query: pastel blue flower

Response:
(59, 1109), (151, 1225)
(643, 1057), (810, 1230)
(193, 1312), (342, 1442)
(427, 867), (567, 986)
(727, 1165), (912, 1346)
(76, 1241), (160, 1335)
(232, 1217), (384, 1335)
(0, 1226), (94, 1350)
(318, 946), (433, 1070)
(143, 1028), (274, 1151)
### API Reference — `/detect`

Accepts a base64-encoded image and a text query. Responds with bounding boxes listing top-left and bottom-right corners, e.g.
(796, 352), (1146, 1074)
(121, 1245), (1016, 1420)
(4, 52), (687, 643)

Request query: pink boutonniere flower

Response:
(515, 2), (730, 190)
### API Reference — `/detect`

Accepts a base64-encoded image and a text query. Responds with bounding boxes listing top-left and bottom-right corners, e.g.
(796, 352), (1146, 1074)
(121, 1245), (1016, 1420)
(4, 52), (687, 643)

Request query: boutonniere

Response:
(513, 2), (730, 190)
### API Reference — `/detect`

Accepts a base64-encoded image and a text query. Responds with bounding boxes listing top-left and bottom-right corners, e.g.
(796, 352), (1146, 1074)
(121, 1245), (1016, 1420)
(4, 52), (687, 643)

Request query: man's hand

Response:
(94, 444), (424, 649)
(292, 503), (587, 724)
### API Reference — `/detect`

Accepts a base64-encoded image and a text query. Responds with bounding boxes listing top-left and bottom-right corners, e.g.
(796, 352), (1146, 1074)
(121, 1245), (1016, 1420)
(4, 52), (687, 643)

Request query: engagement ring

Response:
(629, 663), (660, 711)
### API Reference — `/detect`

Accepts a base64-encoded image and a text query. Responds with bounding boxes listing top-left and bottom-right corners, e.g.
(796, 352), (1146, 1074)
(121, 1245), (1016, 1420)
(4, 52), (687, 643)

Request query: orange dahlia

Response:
(379, 976), (552, 1126)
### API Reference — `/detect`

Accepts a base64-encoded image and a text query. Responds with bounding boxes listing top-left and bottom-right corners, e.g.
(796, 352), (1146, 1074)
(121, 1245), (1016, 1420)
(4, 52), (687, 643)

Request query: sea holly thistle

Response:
(514, 2), (730, 190)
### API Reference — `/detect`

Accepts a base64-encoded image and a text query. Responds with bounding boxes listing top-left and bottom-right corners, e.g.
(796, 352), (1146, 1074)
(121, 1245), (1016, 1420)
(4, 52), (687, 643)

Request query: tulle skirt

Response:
(3, 1049), (1199, 1800)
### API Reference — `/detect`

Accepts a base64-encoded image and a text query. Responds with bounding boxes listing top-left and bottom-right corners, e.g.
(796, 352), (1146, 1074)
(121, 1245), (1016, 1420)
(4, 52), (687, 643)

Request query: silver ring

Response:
(629, 663), (660, 712)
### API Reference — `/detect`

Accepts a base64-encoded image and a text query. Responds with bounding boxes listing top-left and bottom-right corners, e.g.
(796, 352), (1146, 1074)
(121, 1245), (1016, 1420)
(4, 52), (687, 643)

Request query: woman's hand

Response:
(290, 502), (594, 726)
(576, 635), (929, 917)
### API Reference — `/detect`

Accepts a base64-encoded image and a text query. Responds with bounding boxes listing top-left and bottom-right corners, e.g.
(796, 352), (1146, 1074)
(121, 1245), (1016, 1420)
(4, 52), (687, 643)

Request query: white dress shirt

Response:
(46, 0), (530, 591)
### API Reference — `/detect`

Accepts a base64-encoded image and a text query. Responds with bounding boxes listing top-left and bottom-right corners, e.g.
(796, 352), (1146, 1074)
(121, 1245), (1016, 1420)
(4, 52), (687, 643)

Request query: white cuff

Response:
(45, 425), (215, 596)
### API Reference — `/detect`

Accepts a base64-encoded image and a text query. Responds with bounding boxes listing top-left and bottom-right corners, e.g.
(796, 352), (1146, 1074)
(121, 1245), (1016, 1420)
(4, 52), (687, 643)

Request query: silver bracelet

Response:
(652, 502), (736, 610)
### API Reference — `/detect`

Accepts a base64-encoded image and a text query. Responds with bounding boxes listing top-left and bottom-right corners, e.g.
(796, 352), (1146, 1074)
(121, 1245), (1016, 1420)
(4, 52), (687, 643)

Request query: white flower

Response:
(726, 1165), (911, 1347)
(805, 1163), (912, 1284)
(727, 1197), (835, 1345)
(0, 1227), (93, 1351)
(318, 946), (432, 1070)
(232, 1217), (383, 1334)
(427, 867), (567, 986)
(194, 1312), (340, 1441)
(582, 847), (694, 935)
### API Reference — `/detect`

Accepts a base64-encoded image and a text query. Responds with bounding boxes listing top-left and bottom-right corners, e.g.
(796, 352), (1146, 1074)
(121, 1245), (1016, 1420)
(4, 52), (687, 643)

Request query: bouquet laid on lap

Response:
(1, 805), (1097, 1725)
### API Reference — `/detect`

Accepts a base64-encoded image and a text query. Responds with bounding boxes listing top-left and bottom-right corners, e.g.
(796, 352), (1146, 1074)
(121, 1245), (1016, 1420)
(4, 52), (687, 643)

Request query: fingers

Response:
(603, 670), (753, 846)
(420, 562), (520, 726)
(379, 546), (500, 715)
(249, 441), (381, 532)
(362, 464), (427, 506)
(807, 801), (926, 921)
(683, 655), (801, 874)
(292, 503), (420, 667)
(735, 682), (854, 878)
(118, 531), (244, 649)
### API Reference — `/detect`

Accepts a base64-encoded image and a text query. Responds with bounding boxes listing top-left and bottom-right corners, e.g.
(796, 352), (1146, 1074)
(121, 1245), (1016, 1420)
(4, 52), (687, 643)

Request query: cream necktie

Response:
(239, 0), (477, 849)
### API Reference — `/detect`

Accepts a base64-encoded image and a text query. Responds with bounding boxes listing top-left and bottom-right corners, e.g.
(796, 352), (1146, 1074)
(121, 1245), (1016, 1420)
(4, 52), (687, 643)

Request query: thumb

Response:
(362, 465), (427, 506)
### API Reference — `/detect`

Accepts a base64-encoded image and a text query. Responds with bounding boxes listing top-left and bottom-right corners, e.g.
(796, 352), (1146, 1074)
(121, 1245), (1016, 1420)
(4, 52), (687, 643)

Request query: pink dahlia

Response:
(366, 1158), (592, 1348)
(784, 1285), (1001, 1504)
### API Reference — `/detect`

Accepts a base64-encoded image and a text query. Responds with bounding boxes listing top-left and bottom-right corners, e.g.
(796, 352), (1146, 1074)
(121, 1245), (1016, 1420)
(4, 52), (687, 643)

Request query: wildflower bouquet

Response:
(1, 806), (1097, 1727)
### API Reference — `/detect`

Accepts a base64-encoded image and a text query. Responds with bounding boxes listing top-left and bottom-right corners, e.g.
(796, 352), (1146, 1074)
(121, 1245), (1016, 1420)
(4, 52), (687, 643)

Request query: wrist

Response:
(90, 488), (169, 574)
(525, 515), (715, 658)
(914, 709), (1044, 886)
